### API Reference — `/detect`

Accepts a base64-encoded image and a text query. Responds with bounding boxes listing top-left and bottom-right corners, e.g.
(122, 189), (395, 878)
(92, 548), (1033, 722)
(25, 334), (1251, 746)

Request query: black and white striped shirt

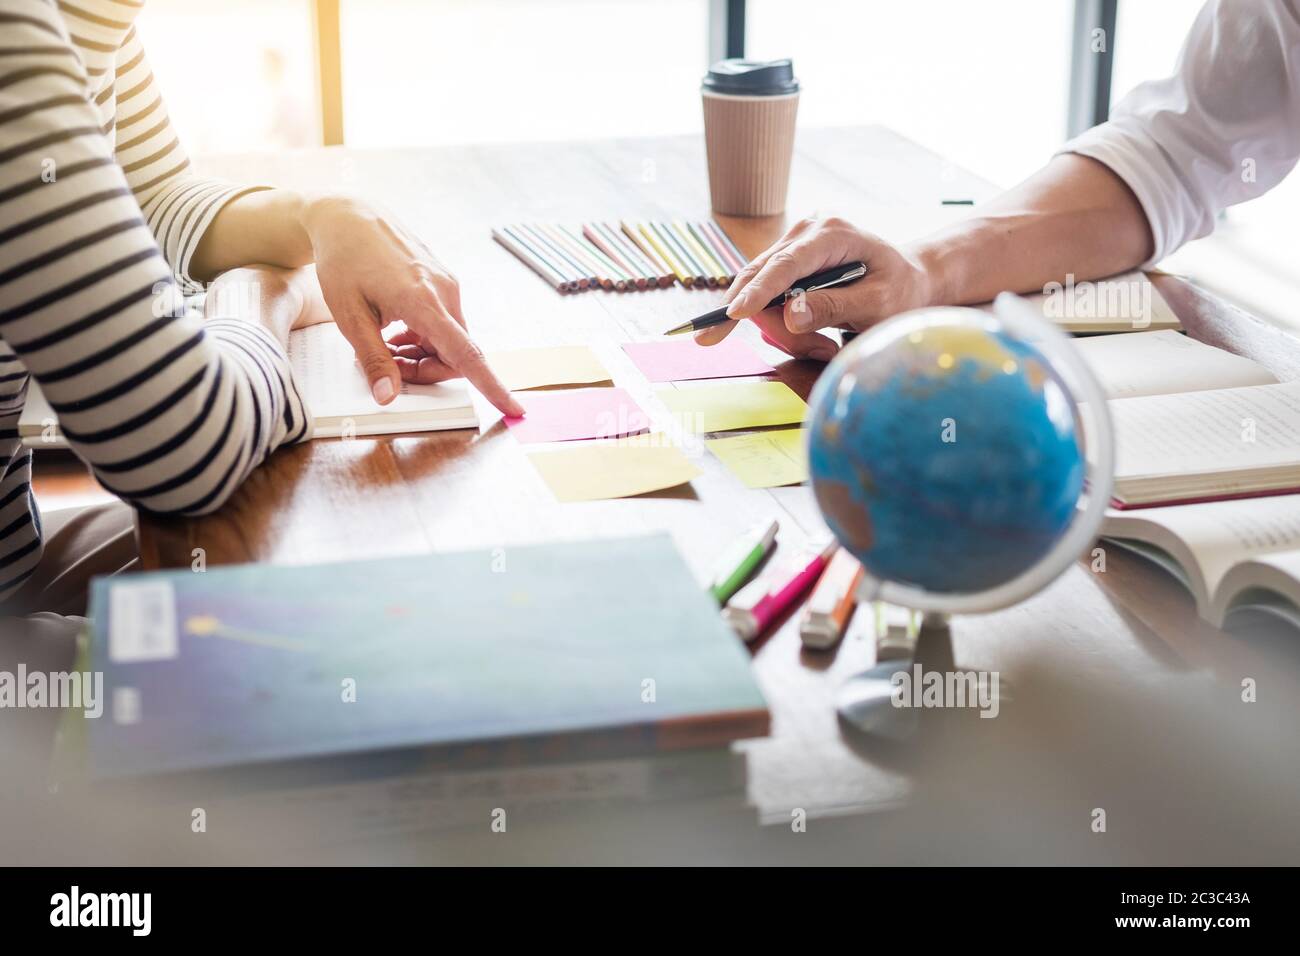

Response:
(1, 0), (310, 603)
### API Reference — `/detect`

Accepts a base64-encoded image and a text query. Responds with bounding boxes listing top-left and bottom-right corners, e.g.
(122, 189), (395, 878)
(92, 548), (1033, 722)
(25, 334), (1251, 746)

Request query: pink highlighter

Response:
(723, 541), (838, 642)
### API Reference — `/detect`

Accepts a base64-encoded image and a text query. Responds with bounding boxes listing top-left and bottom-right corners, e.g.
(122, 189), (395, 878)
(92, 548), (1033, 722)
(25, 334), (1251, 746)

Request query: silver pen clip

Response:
(783, 263), (868, 303)
(806, 263), (868, 294)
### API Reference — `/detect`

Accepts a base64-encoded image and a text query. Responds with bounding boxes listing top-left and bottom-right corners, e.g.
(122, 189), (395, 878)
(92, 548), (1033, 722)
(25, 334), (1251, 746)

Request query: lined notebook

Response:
(83, 534), (770, 783)
(18, 323), (477, 447)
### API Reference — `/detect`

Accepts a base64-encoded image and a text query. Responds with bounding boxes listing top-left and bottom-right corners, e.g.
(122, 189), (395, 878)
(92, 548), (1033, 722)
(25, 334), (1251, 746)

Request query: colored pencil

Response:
(677, 220), (728, 285)
(621, 221), (676, 287)
(704, 220), (748, 273)
(503, 224), (582, 292)
(561, 224), (635, 291)
(683, 220), (729, 278)
(492, 227), (571, 293)
(583, 223), (648, 289)
(606, 221), (673, 287)
(554, 222), (625, 291)
(569, 223), (638, 291)
(628, 220), (692, 287)
(686, 220), (735, 282)
(665, 221), (717, 287)
(537, 222), (610, 290)
(518, 223), (591, 290)
(699, 221), (742, 274)
(600, 221), (660, 287)
(494, 220), (752, 294)
(620, 219), (677, 284)
(640, 220), (693, 286)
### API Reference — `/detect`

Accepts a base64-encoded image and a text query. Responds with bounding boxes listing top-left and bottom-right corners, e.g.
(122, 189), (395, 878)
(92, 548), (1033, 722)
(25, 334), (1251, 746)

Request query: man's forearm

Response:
(909, 154), (1156, 308)
(189, 188), (316, 281)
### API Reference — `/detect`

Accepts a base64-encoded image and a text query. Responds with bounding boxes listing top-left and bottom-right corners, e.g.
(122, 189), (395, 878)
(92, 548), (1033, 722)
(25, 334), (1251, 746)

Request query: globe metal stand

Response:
(835, 604), (948, 739)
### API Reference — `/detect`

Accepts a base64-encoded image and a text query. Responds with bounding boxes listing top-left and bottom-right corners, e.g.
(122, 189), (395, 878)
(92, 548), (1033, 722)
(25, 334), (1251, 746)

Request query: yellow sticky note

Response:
(487, 346), (611, 392)
(527, 436), (701, 502)
(706, 428), (808, 488)
(657, 381), (807, 433)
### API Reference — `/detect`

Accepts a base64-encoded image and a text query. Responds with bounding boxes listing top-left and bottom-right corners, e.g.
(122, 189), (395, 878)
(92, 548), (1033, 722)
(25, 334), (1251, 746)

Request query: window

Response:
(338, 0), (709, 148)
(746, 0), (1074, 188)
(125, 1), (1300, 331)
(1109, 0), (1202, 103)
(134, 0), (319, 153)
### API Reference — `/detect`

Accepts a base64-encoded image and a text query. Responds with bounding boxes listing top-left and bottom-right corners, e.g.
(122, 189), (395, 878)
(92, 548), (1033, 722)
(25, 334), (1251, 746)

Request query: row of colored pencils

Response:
(491, 220), (748, 294)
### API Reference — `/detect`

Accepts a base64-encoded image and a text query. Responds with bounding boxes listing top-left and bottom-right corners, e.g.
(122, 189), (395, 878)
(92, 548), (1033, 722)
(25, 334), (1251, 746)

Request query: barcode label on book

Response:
(109, 580), (178, 662)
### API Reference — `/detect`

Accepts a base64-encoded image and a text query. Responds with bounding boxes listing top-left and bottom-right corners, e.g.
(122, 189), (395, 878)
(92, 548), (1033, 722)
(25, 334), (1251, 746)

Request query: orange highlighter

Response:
(799, 548), (864, 649)
(724, 540), (837, 642)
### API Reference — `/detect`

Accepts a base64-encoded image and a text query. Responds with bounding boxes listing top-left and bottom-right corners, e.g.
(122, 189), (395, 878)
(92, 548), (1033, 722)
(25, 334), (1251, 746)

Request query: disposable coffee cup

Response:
(701, 58), (800, 217)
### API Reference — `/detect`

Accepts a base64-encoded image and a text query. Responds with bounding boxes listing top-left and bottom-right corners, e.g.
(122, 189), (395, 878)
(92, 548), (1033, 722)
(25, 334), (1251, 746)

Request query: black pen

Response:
(663, 261), (868, 336)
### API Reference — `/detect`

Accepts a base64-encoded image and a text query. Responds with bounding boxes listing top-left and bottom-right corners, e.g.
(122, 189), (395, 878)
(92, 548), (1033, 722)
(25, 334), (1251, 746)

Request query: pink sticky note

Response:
(504, 387), (650, 444)
(623, 337), (776, 383)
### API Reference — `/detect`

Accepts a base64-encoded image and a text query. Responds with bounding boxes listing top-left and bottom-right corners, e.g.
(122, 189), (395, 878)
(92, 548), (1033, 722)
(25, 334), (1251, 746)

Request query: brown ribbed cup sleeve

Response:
(702, 92), (800, 217)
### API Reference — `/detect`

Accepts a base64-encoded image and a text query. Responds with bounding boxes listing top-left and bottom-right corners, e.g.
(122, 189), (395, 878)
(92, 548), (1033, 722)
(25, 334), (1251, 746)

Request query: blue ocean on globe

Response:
(807, 318), (1085, 595)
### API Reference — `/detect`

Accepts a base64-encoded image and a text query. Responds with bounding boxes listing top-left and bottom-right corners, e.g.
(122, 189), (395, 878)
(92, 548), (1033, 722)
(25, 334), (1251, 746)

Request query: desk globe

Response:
(807, 294), (1115, 733)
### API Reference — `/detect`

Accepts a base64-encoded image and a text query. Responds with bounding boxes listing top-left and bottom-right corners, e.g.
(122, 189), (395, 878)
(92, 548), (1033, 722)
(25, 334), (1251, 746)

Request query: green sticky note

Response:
(657, 381), (807, 433)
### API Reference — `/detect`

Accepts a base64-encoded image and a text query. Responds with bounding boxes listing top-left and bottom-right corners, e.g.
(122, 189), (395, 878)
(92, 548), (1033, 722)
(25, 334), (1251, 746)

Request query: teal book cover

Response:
(86, 534), (769, 782)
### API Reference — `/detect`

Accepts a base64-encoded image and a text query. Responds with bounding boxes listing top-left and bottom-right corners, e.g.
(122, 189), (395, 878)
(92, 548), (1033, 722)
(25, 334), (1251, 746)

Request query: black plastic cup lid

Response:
(702, 58), (799, 96)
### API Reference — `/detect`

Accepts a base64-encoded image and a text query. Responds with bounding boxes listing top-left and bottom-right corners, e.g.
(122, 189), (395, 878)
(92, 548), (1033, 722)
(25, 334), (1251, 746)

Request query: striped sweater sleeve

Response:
(110, 25), (266, 293)
(0, 3), (308, 599)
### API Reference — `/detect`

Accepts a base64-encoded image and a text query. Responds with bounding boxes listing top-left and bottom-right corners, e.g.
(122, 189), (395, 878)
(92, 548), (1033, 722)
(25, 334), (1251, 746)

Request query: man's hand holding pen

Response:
(692, 217), (938, 362)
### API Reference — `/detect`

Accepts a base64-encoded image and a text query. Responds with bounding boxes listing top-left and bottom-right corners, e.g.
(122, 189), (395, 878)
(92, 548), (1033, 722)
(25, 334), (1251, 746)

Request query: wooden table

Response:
(139, 126), (1300, 827)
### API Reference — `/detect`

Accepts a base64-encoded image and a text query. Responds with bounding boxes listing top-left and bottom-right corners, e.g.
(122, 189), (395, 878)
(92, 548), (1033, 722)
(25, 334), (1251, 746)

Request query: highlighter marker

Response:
(724, 540), (837, 642)
(799, 548), (864, 649)
(708, 518), (779, 604)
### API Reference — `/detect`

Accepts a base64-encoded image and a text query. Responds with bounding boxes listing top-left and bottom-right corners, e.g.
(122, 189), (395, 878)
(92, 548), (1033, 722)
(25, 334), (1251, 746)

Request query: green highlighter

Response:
(709, 518), (780, 604)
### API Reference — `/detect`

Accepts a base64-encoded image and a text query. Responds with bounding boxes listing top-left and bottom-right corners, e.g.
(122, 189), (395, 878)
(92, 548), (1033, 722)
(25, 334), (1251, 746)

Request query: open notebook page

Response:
(1075, 330), (1276, 399)
(287, 324), (475, 429)
(1102, 380), (1300, 481)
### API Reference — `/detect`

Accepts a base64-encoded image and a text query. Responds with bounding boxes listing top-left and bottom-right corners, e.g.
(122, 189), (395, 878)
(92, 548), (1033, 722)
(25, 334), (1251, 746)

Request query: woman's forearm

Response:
(188, 188), (316, 280)
(911, 154), (1156, 308)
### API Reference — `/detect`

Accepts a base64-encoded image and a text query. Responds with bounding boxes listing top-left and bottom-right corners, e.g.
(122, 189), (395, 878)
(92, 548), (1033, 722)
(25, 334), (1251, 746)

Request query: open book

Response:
(1070, 330), (1295, 507)
(286, 323), (476, 437)
(1102, 495), (1300, 630)
(19, 323), (477, 447)
(1087, 379), (1300, 508)
(1074, 329), (1277, 399)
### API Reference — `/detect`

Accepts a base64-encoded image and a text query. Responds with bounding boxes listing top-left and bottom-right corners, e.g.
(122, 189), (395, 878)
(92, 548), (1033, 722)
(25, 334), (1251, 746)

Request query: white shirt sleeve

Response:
(1059, 0), (1300, 265)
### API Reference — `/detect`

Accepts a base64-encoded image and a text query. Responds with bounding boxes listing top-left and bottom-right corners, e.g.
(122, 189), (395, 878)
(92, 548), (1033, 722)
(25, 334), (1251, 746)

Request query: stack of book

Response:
(1074, 327), (1300, 634)
(65, 534), (770, 843)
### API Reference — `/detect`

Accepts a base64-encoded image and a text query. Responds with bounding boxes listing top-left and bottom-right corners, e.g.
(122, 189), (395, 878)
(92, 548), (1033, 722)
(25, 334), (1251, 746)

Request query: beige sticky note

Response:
(527, 435), (701, 502)
(657, 381), (807, 433)
(706, 428), (808, 488)
(487, 346), (611, 392)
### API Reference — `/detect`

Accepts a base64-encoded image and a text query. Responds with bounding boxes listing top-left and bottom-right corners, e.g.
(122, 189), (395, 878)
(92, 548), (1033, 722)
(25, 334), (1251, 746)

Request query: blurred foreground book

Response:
(59, 535), (769, 842)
